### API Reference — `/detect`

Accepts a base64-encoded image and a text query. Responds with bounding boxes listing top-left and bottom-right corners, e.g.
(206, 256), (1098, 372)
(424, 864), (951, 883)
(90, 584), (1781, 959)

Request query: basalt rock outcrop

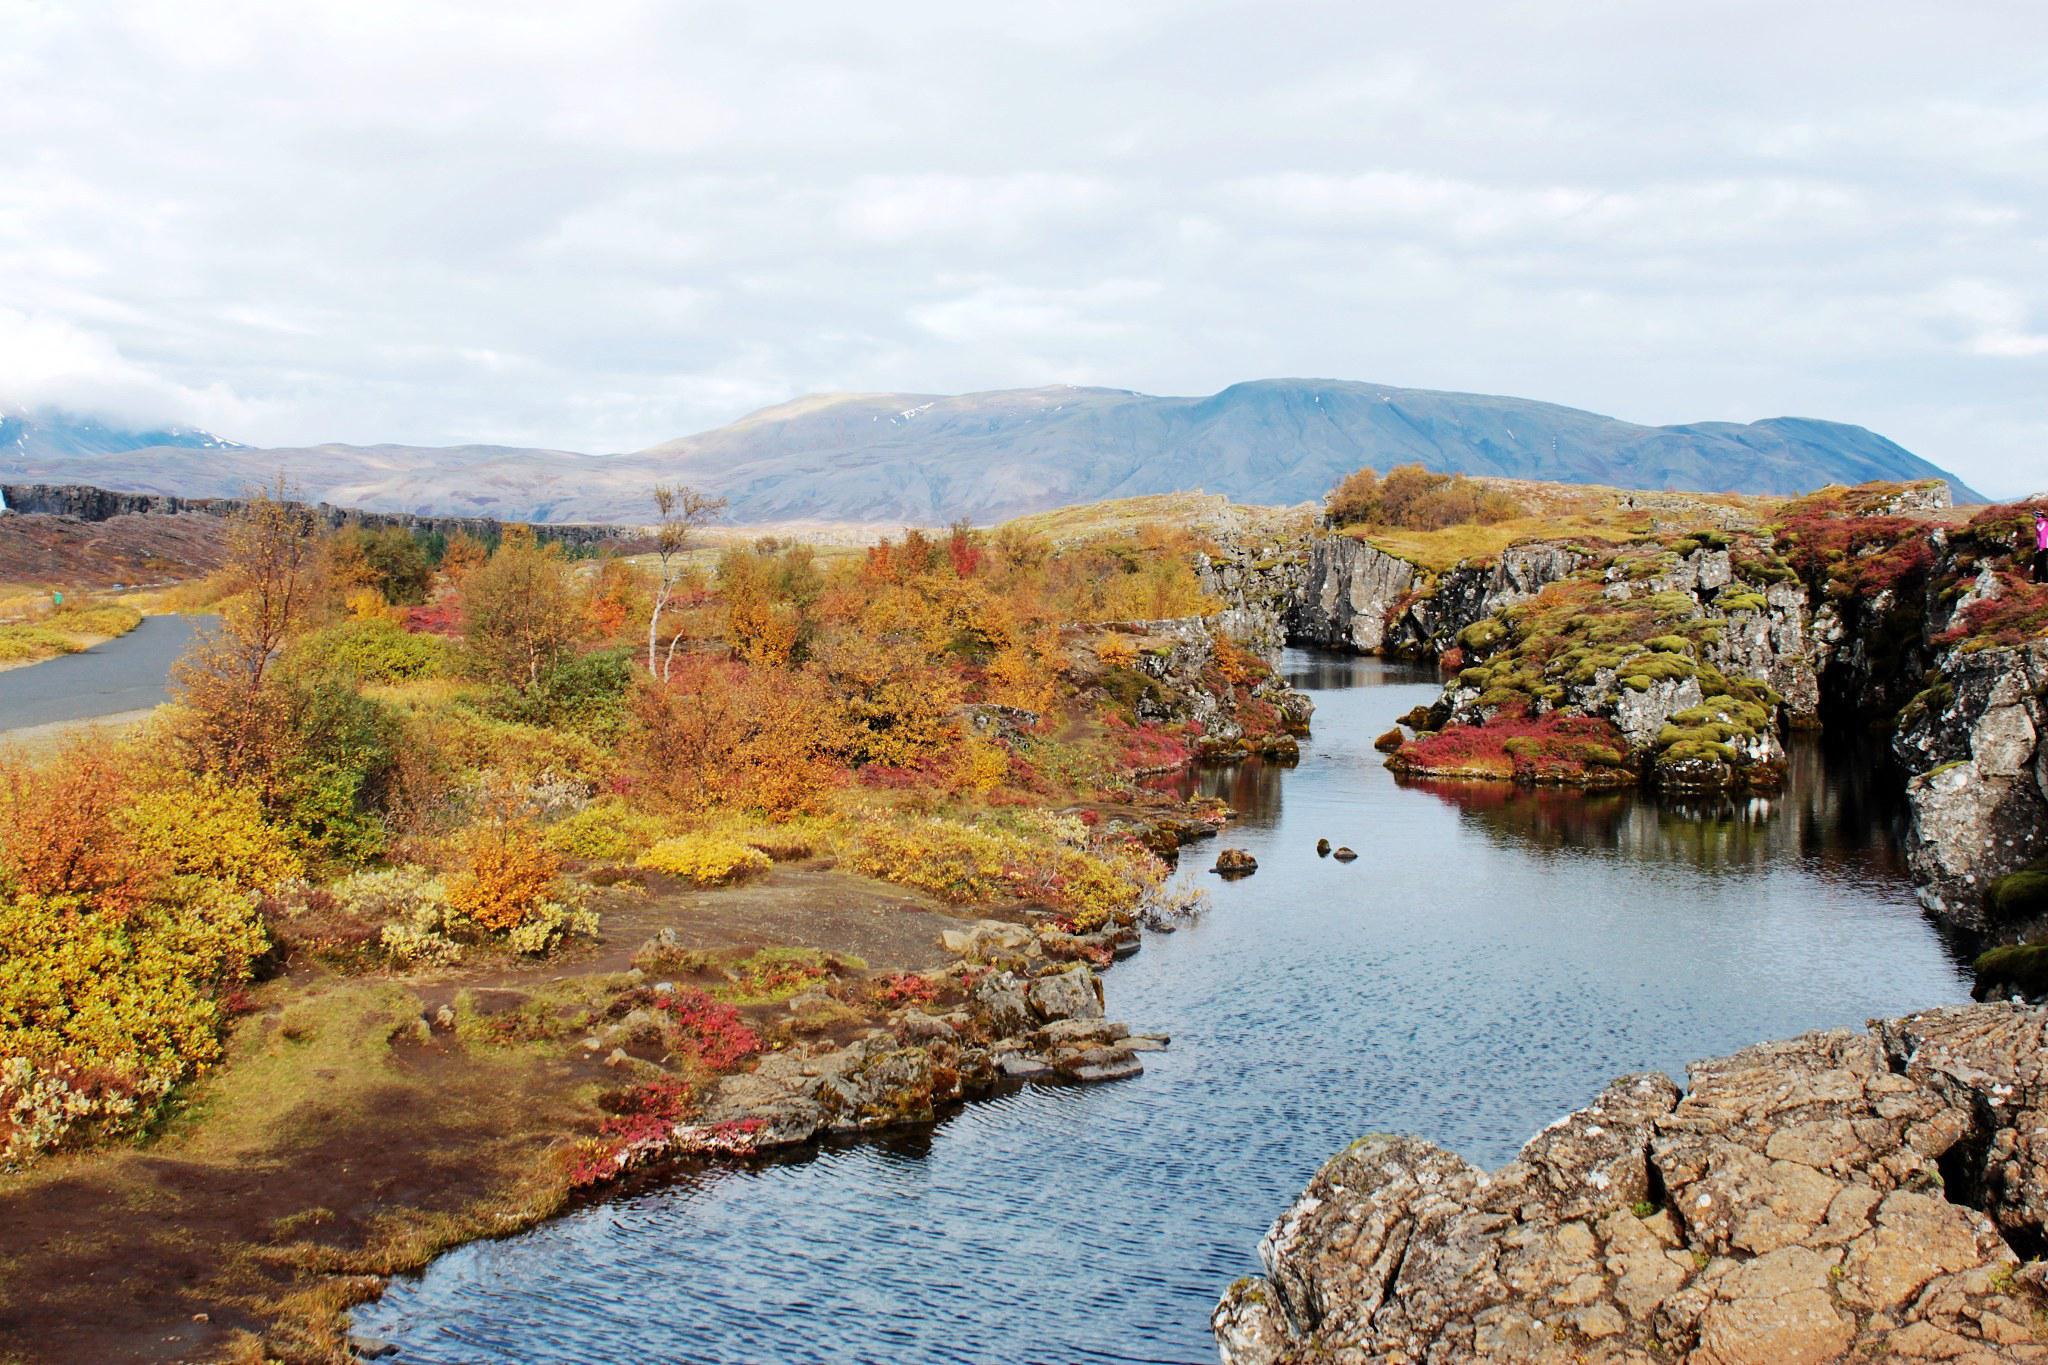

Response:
(0, 481), (634, 551)
(1283, 537), (1587, 661)
(1271, 483), (2048, 924)
(1216, 1003), (2048, 1364)
(1894, 638), (2048, 927)
(581, 958), (1161, 1180)
(1076, 615), (1314, 759)
(1287, 538), (1420, 655)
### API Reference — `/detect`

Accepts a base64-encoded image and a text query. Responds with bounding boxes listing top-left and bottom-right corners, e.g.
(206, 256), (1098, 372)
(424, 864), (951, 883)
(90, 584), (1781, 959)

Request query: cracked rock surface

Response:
(1216, 1004), (2048, 1363)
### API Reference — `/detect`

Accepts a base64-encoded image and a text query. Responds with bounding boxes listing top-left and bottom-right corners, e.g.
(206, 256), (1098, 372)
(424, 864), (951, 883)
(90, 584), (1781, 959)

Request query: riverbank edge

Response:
(327, 810), (1204, 1365)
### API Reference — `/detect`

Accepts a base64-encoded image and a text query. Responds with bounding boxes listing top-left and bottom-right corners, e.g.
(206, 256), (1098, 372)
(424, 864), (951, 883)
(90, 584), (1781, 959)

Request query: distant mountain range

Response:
(0, 381), (1982, 525)
(3, 407), (243, 460)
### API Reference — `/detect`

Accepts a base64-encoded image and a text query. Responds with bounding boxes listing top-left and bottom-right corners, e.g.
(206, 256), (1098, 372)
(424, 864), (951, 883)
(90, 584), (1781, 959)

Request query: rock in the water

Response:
(1316, 838), (1331, 857)
(1216, 1003), (2048, 1364)
(1214, 848), (1258, 876)
(1331, 846), (1357, 861)
(1373, 727), (1405, 752)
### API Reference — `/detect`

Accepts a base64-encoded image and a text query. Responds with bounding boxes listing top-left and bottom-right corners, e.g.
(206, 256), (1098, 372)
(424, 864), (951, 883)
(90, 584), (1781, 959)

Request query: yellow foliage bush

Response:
(0, 740), (270, 1164)
(637, 834), (771, 885)
(118, 777), (303, 894)
(444, 823), (562, 932)
(844, 812), (1161, 931)
(1095, 635), (1138, 668)
(542, 798), (668, 861)
(951, 737), (1012, 796)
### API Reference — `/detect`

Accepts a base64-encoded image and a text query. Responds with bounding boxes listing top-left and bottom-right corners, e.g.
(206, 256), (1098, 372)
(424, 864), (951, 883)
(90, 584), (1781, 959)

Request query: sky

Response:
(3, 1), (2045, 496)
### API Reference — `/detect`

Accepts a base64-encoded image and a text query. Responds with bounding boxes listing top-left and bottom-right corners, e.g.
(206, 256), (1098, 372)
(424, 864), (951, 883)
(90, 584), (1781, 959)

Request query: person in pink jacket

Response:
(2034, 510), (2048, 583)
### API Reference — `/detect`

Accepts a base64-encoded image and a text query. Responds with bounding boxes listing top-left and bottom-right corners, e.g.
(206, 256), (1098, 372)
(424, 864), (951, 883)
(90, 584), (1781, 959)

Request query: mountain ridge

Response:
(0, 379), (1982, 524)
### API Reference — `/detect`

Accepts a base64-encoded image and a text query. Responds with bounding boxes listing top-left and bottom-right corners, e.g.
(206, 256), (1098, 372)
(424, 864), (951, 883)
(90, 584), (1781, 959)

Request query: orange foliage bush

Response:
(629, 658), (852, 816)
(445, 823), (562, 931)
(0, 738), (158, 915)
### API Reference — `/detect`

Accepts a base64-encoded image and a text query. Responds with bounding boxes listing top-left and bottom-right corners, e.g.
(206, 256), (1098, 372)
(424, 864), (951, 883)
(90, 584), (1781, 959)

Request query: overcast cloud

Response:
(3, 0), (2045, 494)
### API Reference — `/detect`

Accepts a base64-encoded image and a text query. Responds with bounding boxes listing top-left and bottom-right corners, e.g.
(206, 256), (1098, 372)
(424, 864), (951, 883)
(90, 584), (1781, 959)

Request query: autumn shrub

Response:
(950, 736), (1013, 794)
(1106, 717), (1195, 772)
(295, 617), (447, 683)
(0, 625), (87, 663)
(871, 972), (941, 1009)
(0, 741), (269, 1164)
(117, 775), (303, 894)
(1325, 463), (1524, 530)
(638, 834), (771, 885)
(1387, 711), (1632, 785)
(326, 865), (460, 967)
(813, 632), (964, 769)
(569, 1073), (701, 1189)
(1938, 571), (2048, 652)
(629, 658), (851, 816)
(714, 947), (858, 1004)
(444, 823), (562, 931)
(543, 797), (669, 862)
(173, 652), (404, 865)
(45, 601), (144, 638)
(1095, 634), (1139, 668)
(644, 987), (760, 1073)
(459, 529), (586, 690)
(392, 695), (610, 788)
(1774, 509), (1935, 601)
(844, 812), (1160, 930)
(491, 646), (636, 739)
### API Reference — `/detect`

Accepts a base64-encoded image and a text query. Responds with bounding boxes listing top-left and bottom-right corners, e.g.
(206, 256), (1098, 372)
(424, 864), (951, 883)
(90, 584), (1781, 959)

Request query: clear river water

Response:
(357, 650), (1974, 1364)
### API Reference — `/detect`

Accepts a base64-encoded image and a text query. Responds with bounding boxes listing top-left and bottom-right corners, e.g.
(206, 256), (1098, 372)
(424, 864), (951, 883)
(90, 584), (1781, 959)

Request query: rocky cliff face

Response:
(1216, 1003), (2048, 1364)
(1284, 538), (1419, 654)
(1280, 538), (1585, 660)
(1894, 638), (2048, 928)
(1198, 534), (1314, 658)
(0, 481), (634, 551)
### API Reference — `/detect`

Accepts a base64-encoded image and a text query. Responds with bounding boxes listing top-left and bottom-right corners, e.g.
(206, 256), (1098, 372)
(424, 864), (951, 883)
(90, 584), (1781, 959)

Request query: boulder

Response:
(1025, 965), (1104, 1023)
(969, 971), (1034, 1036)
(939, 918), (1036, 958)
(1214, 848), (1258, 877)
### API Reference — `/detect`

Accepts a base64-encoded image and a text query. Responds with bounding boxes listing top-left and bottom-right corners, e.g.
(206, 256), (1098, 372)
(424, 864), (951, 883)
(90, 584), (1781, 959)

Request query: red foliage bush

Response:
(1106, 717), (1194, 772)
(1939, 570), (2048, 650)
(873, 972), (940, 1008)
(405, 597), (464, 638)
(652, 988), (761, 1072)
(1389, 712), (1630, 785)
(947, 524), (983, 579)
(595, 1077), (695, 1146)
(1776, 512), (1935, 600)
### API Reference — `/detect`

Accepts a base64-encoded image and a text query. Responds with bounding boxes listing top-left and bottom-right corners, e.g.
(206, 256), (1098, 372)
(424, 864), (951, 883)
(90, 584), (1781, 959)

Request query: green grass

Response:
(0, 604), (144, 664)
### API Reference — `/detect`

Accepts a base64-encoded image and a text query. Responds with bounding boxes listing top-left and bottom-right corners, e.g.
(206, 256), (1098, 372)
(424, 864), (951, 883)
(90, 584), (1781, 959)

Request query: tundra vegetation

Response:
(0, 485), (1282, 1359)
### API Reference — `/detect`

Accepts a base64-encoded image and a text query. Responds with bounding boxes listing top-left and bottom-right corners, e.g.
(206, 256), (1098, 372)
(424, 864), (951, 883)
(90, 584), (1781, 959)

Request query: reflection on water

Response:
(358, 650), (1973, 1365)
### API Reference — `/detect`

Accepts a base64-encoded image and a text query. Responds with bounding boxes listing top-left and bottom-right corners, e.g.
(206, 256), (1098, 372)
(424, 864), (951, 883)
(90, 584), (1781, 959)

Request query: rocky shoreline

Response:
(1215, 1003), (2048, 1364)
(583, 926), (1165, 1179)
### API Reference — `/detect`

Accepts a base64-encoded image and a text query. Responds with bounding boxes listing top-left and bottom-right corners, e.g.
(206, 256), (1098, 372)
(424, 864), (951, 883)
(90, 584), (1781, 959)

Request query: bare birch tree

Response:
(646, 484), (726, 678)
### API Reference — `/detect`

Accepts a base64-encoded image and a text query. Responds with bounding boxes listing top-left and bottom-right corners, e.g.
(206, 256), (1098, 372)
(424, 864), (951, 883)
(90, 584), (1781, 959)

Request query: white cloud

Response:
(0, 0), (2043, 493)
